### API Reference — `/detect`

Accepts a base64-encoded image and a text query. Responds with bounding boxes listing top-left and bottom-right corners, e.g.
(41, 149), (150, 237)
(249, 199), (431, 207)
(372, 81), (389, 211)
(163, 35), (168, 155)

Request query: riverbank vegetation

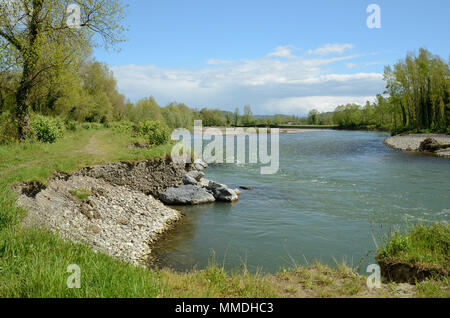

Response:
(0, 1), (448, 299)
(376, 223), (449, 279)
(325, 49), (449, 134)
(0, 129), (448, 298)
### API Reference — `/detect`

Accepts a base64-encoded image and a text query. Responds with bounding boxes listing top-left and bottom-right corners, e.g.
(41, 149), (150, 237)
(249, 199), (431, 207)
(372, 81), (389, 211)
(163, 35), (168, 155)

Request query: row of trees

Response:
(0, 0), (126, 140)
(2, 2), (446, 143)
(327, 48), (449, 133)
(0, 1), (315, 142)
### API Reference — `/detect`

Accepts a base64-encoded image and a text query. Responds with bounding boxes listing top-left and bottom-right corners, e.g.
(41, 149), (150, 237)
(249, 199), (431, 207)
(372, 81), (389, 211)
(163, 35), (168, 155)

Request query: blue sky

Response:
(94, 0), (450, 116)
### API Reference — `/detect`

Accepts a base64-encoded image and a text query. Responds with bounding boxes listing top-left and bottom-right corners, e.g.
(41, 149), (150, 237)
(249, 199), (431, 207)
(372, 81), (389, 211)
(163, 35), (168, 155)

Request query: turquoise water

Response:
(151, 131), (450, 273)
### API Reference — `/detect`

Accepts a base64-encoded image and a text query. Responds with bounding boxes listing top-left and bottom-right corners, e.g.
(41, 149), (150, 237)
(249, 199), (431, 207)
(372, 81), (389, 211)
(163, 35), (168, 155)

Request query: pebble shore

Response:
(18, 175), (181, 265)
(384, 134), (450, 158)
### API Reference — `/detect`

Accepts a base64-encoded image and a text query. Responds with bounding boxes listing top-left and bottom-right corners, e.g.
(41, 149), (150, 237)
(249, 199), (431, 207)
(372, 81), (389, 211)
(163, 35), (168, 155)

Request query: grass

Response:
(0, 128), (448, 298)
(415, 277), (450, 298)
(69, 189), (93, 202)
(0, 128), (175, 297)
(376, 223), (449, 275)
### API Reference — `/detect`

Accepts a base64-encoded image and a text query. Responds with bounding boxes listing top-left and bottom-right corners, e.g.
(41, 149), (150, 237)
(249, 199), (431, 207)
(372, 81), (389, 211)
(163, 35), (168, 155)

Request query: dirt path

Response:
(70, 130), (108, 156)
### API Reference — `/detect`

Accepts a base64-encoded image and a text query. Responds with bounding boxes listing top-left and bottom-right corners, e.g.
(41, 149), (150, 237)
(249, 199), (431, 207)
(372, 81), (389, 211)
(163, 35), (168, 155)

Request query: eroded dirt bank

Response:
(16, 158), (192, 265)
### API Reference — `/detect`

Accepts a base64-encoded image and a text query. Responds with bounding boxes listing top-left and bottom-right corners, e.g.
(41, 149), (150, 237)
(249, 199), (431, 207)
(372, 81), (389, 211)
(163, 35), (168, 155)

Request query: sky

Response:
(94, 0), (450, 116)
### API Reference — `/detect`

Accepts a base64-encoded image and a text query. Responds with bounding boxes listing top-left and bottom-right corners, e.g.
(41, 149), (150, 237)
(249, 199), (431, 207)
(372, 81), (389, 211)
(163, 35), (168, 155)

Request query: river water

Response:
(151, 130), (450, 273)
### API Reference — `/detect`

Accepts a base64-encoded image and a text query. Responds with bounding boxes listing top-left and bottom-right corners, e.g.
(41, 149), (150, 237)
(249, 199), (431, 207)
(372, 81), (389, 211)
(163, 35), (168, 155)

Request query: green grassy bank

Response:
(0, 128), (448, 298)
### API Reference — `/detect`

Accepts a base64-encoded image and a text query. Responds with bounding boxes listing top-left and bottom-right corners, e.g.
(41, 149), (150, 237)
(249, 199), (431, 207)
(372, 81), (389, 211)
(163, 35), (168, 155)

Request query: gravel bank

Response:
(15, 158), (236, 266)
(384, 134), (450, 158)
(18, 175), (180, 265)
(16, 159), (192, 265)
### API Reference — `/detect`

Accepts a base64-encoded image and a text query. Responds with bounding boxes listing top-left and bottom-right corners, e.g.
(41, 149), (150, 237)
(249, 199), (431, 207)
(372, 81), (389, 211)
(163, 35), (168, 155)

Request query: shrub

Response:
(111, 120), (134, 134)
(64, 119), (78, 132)
(81, 122), (104, 130)
(376, 223), (449, 271)
(135, 120), (170, 146)
(30, 115), (65, 143)
(0, 112), (18, 145)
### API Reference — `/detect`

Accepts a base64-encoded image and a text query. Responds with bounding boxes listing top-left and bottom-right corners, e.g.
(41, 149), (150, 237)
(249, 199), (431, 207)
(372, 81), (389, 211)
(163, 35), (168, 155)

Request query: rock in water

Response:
(206, 181), (239, 202)
(214, 187), (239, 202)
(160, 185), (215, 205)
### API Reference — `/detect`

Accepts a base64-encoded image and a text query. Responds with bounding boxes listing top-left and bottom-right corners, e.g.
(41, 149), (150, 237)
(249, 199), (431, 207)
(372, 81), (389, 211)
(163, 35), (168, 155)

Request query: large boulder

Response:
(159, 185), (215, 205)
(206, 181), (239, 202)
(418, 138), (440, 152)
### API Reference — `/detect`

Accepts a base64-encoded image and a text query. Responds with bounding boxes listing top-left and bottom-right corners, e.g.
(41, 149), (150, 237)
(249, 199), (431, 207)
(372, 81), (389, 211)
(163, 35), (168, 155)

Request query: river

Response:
(150, 130), (450, 273)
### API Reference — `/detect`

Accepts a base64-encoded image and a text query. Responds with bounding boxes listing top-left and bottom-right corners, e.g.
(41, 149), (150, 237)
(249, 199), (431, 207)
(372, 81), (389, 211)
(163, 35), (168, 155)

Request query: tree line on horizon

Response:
(312, 48), (449, 134)
(1, 1), (448, 145)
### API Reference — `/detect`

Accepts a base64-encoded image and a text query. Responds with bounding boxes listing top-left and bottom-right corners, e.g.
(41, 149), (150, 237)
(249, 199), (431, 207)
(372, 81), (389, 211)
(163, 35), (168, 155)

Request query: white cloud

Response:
(206, 59), (236, 65)
(261, 96), (377, 114)
(308, 43), (354, 56)
(267, 45), (296, 58)
(346, 61), (382, 69)
(111, 44), (384, 115)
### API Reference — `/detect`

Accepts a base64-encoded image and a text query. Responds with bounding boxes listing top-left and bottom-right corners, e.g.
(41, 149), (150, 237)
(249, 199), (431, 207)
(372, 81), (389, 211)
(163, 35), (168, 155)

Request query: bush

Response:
(0, 112), (18, 145)
(64, 119), (78, 132)
(30, 115), (65, 143)
(377, 223), (449, 271)
(135, 120), (170, 146)
(110, 120), (134, 134)
(81, 122), (104, 130)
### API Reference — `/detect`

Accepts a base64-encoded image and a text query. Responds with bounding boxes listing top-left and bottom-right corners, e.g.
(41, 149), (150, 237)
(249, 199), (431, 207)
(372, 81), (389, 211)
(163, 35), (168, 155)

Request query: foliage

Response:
(199, 108), (227, 127)
(0, 111), (18, 144)
(135, 120), (170, 146)
(0, 129), (447, 298)
(110, 120), (134, 133)
(162, 102), (196, 129)
(0, 0), (127, 139)
(128, 96), (164, 123)
(241, 105), (256, 126)
(69, 188), (92, 202)
(81, 122), (104, 130)
(30, 115), (65, 143)
(332, 49), (449, 132)
(64, 119), (78, 132)
(377, 223), (449, 273)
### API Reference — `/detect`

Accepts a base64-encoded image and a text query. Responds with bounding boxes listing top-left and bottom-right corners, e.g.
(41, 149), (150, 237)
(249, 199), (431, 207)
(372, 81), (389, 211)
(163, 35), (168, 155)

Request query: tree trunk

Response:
(15, 80), (32, 140)
(13, 0), (43, 140)
(400, 100), (407, 127)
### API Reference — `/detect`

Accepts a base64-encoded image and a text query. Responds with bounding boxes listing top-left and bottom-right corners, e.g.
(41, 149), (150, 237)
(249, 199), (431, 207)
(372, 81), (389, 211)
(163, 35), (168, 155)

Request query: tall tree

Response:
(241, 104), (254, 126)
(233, 107), (240, 127)
(0, 0), (126, 139)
